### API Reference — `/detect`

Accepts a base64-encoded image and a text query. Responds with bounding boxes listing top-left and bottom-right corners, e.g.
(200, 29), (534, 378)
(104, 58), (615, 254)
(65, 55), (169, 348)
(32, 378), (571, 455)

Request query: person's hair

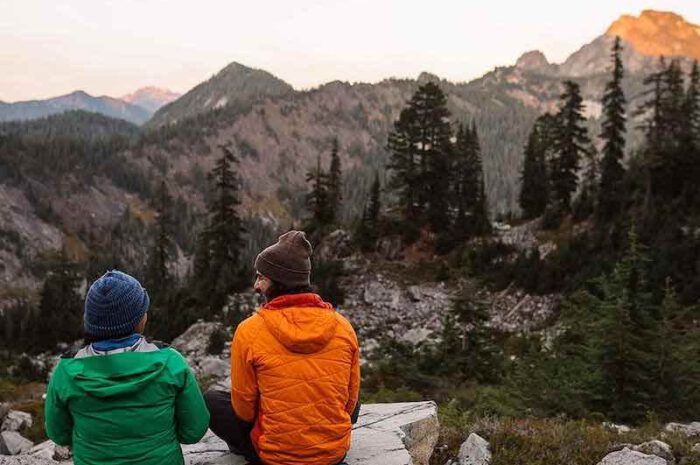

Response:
(265, 280), (313, 301)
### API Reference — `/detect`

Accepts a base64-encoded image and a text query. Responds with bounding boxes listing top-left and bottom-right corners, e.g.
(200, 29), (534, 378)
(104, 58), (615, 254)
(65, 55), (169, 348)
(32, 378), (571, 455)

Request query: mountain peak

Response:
(121, 86), (181, 114)
(146, 61), (294, 127)
(417, 72), (442, 84)
(515, 51), (550, 71)
(606, 10), (700, 60)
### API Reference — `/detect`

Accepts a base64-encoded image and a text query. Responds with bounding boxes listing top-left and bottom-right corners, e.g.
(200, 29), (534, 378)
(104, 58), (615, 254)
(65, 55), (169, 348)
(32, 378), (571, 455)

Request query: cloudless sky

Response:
(1, 0), (698, 101)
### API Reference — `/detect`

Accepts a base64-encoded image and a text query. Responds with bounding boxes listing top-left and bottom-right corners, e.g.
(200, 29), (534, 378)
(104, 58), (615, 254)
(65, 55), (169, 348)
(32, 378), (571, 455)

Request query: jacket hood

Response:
(61, 351), (167, 399)
(259, 293), (337, 354)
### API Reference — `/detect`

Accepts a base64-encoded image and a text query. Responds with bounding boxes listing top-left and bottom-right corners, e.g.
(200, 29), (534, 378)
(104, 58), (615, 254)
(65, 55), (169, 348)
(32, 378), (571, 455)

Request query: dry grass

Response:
(433, 408), (700, 465)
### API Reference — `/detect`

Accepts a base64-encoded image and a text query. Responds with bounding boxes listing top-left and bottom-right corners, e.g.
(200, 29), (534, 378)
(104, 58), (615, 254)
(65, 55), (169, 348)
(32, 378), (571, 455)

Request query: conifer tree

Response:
(327, 138), (342, 223)
(595, 229), (657, 421)
(34, 250), (83, 352)
(387, 107), (419, 222)
(598, 37), (627, 220)
(470, 123), (490, 235)
(387, 82), (452, 234)
(305, 155), (331, 232)
(145, 179), (175, 296)
(356, 172), (381, 252)
(199, 143), (246, 314)
(552, 81), (590, 212)
(519, 117), (550, 219)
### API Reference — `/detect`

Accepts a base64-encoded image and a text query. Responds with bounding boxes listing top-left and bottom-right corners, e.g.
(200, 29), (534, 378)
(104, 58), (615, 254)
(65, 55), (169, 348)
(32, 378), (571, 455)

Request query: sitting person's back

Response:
(45, 270), (209, 465)
(205, 231), (360, 465)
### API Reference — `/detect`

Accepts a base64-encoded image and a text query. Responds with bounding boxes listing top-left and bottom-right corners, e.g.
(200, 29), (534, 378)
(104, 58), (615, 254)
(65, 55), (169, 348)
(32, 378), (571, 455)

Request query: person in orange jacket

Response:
(205, 230), (360, 465)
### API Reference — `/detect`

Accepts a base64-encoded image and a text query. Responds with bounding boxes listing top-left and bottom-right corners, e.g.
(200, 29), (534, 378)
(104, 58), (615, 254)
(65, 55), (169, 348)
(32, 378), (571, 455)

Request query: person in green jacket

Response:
(45, 270), (209, 465)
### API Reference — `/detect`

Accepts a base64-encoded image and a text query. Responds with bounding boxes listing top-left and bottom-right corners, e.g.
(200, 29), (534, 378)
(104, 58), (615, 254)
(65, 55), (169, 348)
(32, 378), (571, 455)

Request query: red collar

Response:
(263, 293), (333, 310)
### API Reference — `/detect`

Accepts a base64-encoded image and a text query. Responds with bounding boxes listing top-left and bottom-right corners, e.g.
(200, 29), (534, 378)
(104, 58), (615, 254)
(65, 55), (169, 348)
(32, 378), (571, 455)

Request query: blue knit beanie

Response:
(84, 270), (150, 338)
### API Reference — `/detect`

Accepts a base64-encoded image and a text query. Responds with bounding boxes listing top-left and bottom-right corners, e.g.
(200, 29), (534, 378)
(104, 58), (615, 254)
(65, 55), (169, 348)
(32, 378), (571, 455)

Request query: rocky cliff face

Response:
(607, 10), (700, 61)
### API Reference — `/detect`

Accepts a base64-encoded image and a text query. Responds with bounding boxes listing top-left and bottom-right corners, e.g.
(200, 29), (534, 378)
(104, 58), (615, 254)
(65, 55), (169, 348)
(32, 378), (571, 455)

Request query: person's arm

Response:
(174, 353), (210, 444)
(230, 324), (259, 422)
(345, 332), (361, 423)
(44, 364), (73, 446)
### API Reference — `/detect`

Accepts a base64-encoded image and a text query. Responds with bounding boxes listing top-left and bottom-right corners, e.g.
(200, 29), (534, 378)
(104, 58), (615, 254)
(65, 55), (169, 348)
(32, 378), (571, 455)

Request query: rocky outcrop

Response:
(664, 422), (700, 437)
(458, 433), (491, 465)
(0, 431), (33, 456)
(597, 447), (667, 465)
(632, 441), (674, 464)
(2, 402), (439, 465)
(1, 412), (32, 433)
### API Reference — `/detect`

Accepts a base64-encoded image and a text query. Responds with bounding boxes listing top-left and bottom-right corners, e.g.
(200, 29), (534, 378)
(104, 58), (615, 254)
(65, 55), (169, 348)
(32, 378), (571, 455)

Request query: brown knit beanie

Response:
(254, 230), (313, 288)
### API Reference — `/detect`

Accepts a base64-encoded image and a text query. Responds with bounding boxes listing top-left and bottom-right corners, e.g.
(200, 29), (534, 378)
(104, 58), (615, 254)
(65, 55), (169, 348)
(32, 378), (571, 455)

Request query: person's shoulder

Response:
(234, 311), (265, 337)
(334, 312), (358, 340)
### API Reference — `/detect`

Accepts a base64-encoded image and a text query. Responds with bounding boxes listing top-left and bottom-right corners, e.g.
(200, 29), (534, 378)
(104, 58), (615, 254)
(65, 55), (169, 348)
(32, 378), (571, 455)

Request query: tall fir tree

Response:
(34, 250), (83, 352)
(327, 138), (342, 224)
(598, 36), (627, 220)
(519, 115), (551, 219)
(305, 155), (331, 232)
(356, 172), (382, 252)
(145, 179), (175, 297)
(596, 229), (658, 421)
(197, 143), (246, 315)
(387, 82), (452, 235)
(470, 122), (490, 235)
(552, 80), (590, 212)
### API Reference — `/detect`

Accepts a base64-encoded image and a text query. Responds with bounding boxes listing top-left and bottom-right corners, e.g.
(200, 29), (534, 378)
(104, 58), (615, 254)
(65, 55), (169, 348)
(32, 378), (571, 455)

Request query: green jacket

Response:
(45, 346), (209, 465)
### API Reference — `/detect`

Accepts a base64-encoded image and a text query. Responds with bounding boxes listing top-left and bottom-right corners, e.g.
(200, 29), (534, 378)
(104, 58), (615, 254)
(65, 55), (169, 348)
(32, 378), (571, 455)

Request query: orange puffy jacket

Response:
(230, 293), (360, 465)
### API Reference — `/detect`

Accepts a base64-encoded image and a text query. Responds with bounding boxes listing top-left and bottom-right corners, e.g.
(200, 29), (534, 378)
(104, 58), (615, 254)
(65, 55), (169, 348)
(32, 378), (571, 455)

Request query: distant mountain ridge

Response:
(146, 62), (295, 128)
(121, 86), (181, 114)
(0, 90), (151, 125)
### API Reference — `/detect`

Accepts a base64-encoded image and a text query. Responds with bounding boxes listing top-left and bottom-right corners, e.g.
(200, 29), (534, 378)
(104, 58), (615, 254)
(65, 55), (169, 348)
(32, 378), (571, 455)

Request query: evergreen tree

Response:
(34, 250), (83, 352)
(387, 107), (419, 223)
(595, 229), (657, 421)
(448, 286), (501, 383)
(683, 61), (700, 198)
(519, 116), (551, 219)
(470, 123), (490, 235)
(305, 155), (331, 232)
(145, 179), (175, 296)
(387, 82), (452, 234)
(598, 36), (627, 220)
(552, 81), (590, 212)
(200, 143), (246, 314)
(327, 138), (342, 223)
(357, 172), (382, 252)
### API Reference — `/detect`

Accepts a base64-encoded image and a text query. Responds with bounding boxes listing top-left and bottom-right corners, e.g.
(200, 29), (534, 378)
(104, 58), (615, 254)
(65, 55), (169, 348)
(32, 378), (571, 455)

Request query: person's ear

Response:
(135, 314), (148, 334)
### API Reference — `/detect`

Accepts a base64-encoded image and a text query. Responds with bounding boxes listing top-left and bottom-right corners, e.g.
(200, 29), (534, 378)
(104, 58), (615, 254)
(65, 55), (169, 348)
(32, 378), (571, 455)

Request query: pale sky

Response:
(1, 0), (698, 102)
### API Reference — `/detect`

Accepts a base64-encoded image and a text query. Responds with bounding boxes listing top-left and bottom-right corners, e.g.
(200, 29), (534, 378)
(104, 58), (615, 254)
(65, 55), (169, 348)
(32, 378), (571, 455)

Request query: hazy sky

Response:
(1, 0), (698, 102)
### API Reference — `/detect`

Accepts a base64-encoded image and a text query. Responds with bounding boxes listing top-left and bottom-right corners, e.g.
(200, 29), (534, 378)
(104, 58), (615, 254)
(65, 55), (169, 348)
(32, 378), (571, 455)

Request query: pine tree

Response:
(687, 61), (700, 147)
(598, 36), (627, 220)
(471, 123), (490, 235)
(387, 107), (419, 222)
(202, 143), (246, 314)
(387, 82), (452, 234)
(519, 116), (551, 219)
(552, 81), (590, 212)
(34, 250), (83, 352)
(327, 138), (342, 224)
(356, 173), (381, 252)
(453, 288), (501, 382)
(683, 61), (700, 200)
(305, 155), (330, 232)
(596, 228), (657, 421)
(145, 179), (175, 297)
